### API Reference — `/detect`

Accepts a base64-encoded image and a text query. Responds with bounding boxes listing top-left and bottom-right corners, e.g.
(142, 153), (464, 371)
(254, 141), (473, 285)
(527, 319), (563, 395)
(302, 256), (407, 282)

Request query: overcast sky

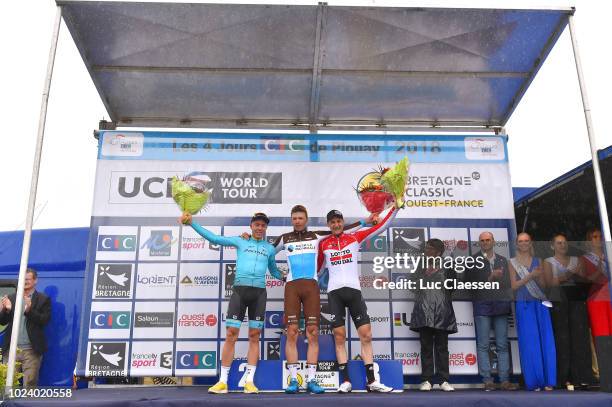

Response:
(0, 0), (610, 232)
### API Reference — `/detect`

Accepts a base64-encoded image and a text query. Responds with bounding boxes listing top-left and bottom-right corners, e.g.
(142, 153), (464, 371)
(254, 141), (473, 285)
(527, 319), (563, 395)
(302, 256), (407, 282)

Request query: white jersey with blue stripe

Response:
(273, 221), (364, 282)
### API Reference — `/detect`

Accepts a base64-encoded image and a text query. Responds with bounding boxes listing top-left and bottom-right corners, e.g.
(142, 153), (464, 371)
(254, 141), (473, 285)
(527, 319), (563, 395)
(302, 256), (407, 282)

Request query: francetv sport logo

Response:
(94, 264), (133, 298)
(131, 351), (173, 370)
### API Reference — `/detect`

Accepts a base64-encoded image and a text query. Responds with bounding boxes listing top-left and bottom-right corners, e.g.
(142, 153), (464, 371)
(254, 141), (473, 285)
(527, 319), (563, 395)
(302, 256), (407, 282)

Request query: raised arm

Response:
(191, 221), (240, 248)
(353, 207), (398, 244)
(314, 219), (368, 238)
(343, 219), (367, 233)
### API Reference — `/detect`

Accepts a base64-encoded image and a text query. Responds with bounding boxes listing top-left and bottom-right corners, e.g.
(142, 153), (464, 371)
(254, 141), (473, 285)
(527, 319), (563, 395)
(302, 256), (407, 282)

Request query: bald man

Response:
(466, 232), (516, 391)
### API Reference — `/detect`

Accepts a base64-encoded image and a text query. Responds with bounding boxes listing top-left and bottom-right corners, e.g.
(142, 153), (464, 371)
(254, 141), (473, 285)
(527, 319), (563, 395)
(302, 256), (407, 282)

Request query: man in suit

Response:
(466, 232), (517, 391)
(0, 268), (51, 387)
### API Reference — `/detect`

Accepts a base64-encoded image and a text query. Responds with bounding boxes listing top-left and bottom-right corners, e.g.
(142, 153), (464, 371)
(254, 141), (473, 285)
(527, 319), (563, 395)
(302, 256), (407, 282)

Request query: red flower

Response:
(358, 191), (395, 213)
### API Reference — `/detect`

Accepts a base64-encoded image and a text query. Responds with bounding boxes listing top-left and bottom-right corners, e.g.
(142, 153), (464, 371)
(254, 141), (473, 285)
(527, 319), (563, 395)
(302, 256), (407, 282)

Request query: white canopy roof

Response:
(58, 1), (572, 130)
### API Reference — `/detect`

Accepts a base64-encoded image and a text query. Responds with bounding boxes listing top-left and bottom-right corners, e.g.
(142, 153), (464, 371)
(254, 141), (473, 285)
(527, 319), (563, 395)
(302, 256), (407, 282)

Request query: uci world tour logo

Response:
(113, 172), (282, 204)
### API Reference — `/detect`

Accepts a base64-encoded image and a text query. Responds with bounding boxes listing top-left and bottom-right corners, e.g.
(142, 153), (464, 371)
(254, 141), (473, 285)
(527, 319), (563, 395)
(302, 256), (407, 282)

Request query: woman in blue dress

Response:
(509, 232), (556, 391)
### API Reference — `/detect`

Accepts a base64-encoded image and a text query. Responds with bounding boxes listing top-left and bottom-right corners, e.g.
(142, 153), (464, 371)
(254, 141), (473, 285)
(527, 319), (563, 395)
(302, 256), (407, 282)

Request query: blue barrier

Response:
(224, 334), (403, 391)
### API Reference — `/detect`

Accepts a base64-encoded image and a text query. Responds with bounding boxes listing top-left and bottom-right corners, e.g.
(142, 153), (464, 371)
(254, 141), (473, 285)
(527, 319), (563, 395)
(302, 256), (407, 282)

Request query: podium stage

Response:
(4, 387), (612, 407)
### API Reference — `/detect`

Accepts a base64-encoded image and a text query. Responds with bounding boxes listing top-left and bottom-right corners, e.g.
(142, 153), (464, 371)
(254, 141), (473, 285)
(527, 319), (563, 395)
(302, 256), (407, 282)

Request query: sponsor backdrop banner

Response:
(76, 131), (517, 377)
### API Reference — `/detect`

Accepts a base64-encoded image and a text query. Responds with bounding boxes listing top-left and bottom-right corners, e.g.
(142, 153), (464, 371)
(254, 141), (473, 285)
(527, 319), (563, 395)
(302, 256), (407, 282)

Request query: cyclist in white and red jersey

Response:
(318, 206), (399, 393)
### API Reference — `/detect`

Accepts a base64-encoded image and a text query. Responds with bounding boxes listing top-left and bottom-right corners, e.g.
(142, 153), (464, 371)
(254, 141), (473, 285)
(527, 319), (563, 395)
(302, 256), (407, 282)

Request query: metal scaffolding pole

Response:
(5, 6), (62, 390)
(568, 14), (612, 287)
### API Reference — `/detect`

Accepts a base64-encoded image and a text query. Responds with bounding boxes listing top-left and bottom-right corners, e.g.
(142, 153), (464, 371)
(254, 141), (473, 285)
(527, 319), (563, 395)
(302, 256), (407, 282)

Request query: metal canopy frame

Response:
(57, 1), (573, 131)
(7, 1), (612, 389)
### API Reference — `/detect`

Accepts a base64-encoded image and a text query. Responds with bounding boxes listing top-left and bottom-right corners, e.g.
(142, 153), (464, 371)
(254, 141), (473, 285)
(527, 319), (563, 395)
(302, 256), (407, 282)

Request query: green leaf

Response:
(380, 157), (409, 207)
(171, 177), (210, 215)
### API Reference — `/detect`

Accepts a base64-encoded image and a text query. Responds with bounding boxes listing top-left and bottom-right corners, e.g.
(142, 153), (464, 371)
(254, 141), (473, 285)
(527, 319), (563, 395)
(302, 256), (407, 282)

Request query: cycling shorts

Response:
(226, 286), (267, 330)
(284, 279), (320, 327)
(327, 287), (370, 329)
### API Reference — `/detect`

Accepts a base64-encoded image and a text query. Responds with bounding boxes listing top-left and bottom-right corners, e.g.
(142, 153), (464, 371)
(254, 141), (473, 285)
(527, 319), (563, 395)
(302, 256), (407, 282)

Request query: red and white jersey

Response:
(318, 208), (398, 293)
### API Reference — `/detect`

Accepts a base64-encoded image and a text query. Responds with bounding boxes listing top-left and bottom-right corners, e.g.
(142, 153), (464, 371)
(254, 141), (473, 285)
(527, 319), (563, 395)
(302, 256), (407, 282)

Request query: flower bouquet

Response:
(171, 172), (212, 214)
(356, 157), (409, 214)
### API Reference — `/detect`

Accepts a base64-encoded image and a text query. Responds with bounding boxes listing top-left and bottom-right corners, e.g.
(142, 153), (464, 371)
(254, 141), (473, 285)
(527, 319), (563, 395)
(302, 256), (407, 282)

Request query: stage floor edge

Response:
(3, 387), (612, 407)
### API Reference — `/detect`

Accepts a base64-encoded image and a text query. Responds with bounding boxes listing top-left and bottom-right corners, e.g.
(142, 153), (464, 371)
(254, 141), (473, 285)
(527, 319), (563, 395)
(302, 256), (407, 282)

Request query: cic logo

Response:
(176, 351), (217, 369)
(97, 235), (136, 252)
(262, 138), (305, 152)
(90, 311), (131, 329)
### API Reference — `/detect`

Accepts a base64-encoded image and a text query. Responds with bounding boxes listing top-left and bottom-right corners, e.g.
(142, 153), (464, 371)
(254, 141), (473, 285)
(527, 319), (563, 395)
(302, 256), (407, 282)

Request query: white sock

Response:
(246, 364), (257, 382)
(220, 365), (231, 383)
(307, 364), (317, 382)
(288, 363), (299, 380)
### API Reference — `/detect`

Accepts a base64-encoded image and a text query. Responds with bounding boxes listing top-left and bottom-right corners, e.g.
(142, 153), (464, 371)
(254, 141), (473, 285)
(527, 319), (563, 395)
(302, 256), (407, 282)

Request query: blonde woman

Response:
(509, 232), (556, 391)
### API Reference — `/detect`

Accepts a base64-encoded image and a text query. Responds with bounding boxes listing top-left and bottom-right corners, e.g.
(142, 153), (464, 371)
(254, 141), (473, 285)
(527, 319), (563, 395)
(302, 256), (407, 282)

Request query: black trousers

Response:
(419, 327), (449, 384)
(550, 298), (594, 385)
